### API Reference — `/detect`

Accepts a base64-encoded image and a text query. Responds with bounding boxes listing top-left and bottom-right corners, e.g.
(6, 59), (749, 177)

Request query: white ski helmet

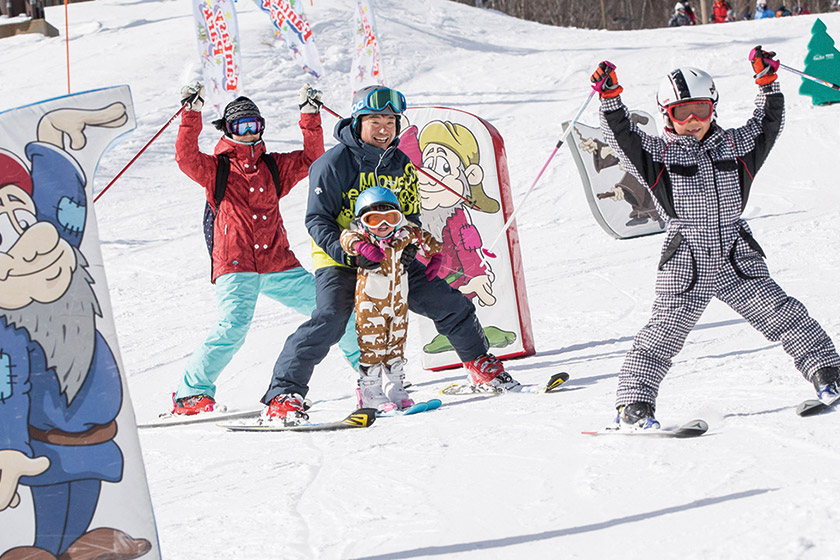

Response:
(674, 2), (685, 11)
(656, 67), (718, 118)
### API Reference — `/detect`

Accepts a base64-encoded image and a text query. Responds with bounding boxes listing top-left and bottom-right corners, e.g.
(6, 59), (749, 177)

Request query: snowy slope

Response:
(3, 1), (840, 558)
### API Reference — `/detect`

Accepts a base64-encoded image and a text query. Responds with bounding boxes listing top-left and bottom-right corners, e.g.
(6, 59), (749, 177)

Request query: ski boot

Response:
(812, 366), (840, 404)
(617, 402), (661, 430)
(262, 393), (310, 426)
(463, 354), (521, 392)
(383, 359), (414, 409)
(357, 364), (398, 413)
(171, 393), (215, 416)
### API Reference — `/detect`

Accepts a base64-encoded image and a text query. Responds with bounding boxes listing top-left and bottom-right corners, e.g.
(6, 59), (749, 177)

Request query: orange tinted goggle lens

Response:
(667, 100), (713, 124)
(361, 210), (401, 228)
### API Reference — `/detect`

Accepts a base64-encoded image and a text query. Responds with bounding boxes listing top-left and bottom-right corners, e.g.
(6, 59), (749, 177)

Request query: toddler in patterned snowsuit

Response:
(590, 48), (840, 428)
(339, 187), (442, 411)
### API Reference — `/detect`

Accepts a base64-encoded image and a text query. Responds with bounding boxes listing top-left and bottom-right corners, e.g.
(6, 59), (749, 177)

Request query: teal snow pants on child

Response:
(175, 267), (360, 400)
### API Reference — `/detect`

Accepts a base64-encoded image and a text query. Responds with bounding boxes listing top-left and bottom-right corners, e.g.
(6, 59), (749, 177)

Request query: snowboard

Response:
(377, 399), (442, 417)
(582, 419), (709, 438)
(440, 372), (569, 396)
(221, 408), (376, 432)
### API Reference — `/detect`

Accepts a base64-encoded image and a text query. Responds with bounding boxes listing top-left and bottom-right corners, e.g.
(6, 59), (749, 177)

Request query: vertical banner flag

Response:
(192, 0), (242, 117)
(564, 111), (666, 239)
(399, 108), (535, 370)
(254, 0), (324, 79)
(352, 0), (384, 93)
(0, 87), (161, 559)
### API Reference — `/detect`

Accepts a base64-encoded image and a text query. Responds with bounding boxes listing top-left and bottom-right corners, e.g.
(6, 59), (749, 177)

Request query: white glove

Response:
(0, 449), (50, 511)
(180, 82), (206, 112)
(298, 83), (322, 114)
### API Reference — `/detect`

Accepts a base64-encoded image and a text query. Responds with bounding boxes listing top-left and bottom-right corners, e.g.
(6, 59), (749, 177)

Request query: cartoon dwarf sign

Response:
(564, 111), (665, 239)
(0, 87), (159, 559)
(399, 108), (534, 370)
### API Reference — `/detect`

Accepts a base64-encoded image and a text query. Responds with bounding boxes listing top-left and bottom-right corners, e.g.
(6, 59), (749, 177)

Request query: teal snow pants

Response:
(175, 267), (359, 400)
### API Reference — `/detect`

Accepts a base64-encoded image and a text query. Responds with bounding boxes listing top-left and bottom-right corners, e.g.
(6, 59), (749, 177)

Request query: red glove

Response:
(424, 253), (442, 281)
(590, 61), (623, 98)
(355, 241), (384, 263)
(749, 45), (780, 85)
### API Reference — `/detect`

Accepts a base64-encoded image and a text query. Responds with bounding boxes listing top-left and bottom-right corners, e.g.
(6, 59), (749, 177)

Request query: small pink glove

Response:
(425, 253), (443, 281)
(355, 241), (385, 263)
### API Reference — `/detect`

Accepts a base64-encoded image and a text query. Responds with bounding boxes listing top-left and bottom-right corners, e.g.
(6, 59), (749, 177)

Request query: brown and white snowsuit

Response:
(340, 224), (441, 368)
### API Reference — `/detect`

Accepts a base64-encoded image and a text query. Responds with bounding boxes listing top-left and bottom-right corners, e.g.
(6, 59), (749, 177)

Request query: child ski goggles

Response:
(361, 209), (402, 228)
(665, 100), (714, 124)
(352, 88), (407, 115)
(227, 117), (264, 136)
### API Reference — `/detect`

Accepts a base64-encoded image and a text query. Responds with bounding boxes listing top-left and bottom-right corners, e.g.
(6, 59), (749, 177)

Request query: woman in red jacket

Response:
(170, 85), (360, 415)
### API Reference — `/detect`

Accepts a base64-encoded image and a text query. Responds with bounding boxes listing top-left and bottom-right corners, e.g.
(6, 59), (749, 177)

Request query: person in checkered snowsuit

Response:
(589, 49), (840, 426)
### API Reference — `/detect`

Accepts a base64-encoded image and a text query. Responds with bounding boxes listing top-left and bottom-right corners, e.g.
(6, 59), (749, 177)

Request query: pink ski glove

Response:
(425, 253), (443, 281)
(459, 224), (482, 251)
(355, 241), (385, 263)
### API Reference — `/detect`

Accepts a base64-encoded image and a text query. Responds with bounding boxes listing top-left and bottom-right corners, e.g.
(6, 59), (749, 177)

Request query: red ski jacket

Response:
(176, 110), (324, 282)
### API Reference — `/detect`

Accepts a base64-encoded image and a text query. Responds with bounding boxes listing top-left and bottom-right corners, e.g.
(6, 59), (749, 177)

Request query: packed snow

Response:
(3, 0), (840, 558)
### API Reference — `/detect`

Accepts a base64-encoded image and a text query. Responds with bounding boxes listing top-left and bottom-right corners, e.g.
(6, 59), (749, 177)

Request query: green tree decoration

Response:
(800, 18), (840, 105)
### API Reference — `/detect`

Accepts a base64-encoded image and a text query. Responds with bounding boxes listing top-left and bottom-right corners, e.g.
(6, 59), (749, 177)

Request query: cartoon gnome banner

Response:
(399, 108), (535, 370)
(0, 87), (160, 560)
(351, 0), (385, 92)
(254, 0), (325, 79)
(192, 0), (242, 117)
(564, 111), (666, 239)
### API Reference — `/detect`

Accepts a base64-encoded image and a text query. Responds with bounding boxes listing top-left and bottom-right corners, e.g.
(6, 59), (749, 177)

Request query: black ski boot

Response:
(812, 366), (840, 403)
(617, 402), (661, 430)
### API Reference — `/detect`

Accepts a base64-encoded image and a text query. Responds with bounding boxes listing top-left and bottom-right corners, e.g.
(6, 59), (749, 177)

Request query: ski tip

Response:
(796, 399), (829, 417)
(674, 419), (709, 437)
(344, 408), (377, 428)
(545, 372), (570, 392)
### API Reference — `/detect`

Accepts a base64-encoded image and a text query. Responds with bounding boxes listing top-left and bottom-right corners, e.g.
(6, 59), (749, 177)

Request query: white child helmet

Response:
(675, 2), (685, 11)
(656, 67), (719, 118)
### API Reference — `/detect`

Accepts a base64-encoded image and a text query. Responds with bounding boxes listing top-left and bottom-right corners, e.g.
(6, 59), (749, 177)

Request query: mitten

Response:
(298, 83), (323, 114)
(424, 253), (443, 281)
(400, 244), (418, 267)
(180, 83), (206, 112)
(590, 61), (623, 98)
(355, 241), (385, 263)
(749, 45), (780, 85)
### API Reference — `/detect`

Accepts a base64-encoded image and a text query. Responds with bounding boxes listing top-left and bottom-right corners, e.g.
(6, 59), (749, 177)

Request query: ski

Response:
(582, 419), (709, 438)
(440, 372), (569, 396)
(377, 399), (442, 417)
(221, 408), (376, 432)
(137, 407), (259, 429)
(796, 396), (840, 417)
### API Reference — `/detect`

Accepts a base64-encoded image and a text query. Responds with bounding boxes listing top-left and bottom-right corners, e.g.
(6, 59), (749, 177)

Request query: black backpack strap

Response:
(260, 153), (281, 198)
(214, 154), (231, 211)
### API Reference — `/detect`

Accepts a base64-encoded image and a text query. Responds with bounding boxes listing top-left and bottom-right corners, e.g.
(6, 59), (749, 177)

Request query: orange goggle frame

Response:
(361, 209), (402, 228)
(666, 100), (714, 124)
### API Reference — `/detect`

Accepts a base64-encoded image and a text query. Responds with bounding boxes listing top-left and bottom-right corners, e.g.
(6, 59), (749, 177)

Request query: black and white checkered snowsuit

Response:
(599, 82), (840, 408)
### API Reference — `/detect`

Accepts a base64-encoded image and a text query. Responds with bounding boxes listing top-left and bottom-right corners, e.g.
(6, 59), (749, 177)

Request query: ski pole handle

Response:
(94, 104), (186, 203)
(779, 63), (840, 91)
(486, 89), (598, 253)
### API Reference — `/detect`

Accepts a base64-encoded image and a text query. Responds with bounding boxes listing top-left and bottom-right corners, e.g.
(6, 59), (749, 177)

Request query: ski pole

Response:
(486, 89), (597, 254)
(94, 104), (186, 203)
(779, 63), (840, 91)
(319, 103), (482, 211)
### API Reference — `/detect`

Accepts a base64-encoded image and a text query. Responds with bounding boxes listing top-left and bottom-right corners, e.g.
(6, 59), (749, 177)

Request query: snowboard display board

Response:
(0, 87), (160, 559)
(398, 107), (535, 370)
(564, 110), (666, 239)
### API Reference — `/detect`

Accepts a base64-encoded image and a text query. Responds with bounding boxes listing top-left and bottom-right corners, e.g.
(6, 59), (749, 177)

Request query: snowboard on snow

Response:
(582, 419), (709, 438)
(221, 408), (376, 432)
(440, 372), (569, 396)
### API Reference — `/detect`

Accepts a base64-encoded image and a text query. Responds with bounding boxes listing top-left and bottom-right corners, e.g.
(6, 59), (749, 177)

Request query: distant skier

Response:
(712, 0), (733, 23)
(339, 187), (441, 412)
(170, 84), (359, 416)
(668, 2), (694, 27)
(754, 0), (776, 18)
(589, 48), (840, 430)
